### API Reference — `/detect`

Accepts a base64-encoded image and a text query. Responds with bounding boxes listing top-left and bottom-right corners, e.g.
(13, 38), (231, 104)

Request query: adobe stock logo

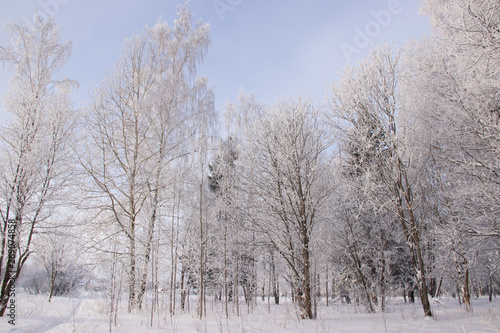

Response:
(213, 0), (244, 21)
(36, 0), (71, 21)
(340, 0), (404, 62)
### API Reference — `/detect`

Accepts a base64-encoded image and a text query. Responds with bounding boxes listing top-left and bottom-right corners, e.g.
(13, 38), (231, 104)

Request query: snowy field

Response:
(1, 294), (499, 332)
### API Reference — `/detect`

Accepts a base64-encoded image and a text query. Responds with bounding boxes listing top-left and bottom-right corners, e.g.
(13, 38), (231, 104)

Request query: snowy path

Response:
(29, 299), (83, 332)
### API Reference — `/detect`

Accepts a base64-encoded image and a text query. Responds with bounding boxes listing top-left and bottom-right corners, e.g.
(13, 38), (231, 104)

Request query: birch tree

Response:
(0, 15), (76, 316)
(81, 3), (212, 312)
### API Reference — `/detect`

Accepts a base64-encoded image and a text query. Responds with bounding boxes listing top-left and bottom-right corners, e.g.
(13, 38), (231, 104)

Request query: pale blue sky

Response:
(0, 0), (430, 121)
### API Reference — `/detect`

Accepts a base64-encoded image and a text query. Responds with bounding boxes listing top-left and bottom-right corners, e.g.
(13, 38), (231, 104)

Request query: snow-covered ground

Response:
(1, 294), (499, 332)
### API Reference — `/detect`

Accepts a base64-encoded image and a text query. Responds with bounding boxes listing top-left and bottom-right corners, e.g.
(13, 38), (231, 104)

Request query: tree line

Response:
(0, 0), (498, 323)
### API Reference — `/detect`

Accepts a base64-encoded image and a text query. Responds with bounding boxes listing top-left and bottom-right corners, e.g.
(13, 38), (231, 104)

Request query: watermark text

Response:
(340, 0), (404, 62)
(213, 0), (244, 21)
(7, 219), (16, 325)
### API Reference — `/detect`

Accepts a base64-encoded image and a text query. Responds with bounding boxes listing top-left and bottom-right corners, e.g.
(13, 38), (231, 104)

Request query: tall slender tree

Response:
(81, 2), (213, 312)
(0, 15), (76, 316)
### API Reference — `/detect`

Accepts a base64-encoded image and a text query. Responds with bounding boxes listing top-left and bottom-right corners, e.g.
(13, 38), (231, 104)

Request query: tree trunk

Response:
(326, 267), (329, 307)
(234, 249), (240, 316)
(137, 191), (159, 310)
(128, 244), (136, 312)
(198, 180), (205, 319)
(463, 267), (471, 312)
(180, 266), (186, 311)
(413, 233), (432, 317)
(395, 168), (433, 318)
(300, 225), (314, 319)
(489, 275), (493, 302)
(271, 253), (279, 305)
(128, 214), (137, 312)
(435, 276), (443, 298)
(380, 252), (386, 312)
(137, 231), (153, 310)
(48, 269), (58, 302)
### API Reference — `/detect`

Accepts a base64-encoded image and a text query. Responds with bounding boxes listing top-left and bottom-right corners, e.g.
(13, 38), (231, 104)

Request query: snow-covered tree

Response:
(328, 43), (434, 317)
(329, 181), (406, 313)
(81, 2), (213, 312)
(420, 0), (500, 243)
(240, 97), (334, 319)
(0, 15), (76, 316)
(400, 0), (500, 310)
